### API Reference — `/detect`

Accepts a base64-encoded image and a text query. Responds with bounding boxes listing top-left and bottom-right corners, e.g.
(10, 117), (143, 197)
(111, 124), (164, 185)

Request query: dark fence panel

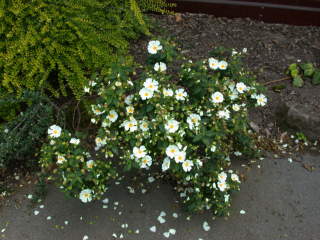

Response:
(168, 0), (320, 26)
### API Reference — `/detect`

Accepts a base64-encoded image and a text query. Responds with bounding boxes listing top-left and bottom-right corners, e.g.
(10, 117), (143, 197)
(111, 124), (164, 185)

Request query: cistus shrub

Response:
(0, 0), (174, 98)
(40, 39), (267, 216)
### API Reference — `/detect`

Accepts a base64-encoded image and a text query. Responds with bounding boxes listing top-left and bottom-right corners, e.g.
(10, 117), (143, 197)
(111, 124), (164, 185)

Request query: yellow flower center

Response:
(128, 123), (134, 128)
(152, 45), (158, 51)
(53, 130), (58, 134)
(169, 124), (174, 129)
(109, 114), (114, 118)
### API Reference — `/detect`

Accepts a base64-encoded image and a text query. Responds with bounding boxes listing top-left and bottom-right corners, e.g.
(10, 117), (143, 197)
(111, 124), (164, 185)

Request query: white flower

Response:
(232, 104), (241, 112)
(84, 87), (90, 93)
(91, 118), (97, 124)
(148, 176), (155, 183)
(147, 40), (162, 54)
(140, 155), (152, 168)
(236, 82), (247, 93)
(256, 94), (267, 106)
(210, 145), (216, 152)
(139, 120), (149, 131)
(89, 81), (97, 87)
(95, 137), (107, 148)
(242, 48), (248, 53)
(174, 151), (186, 163)
(165, 119), (179, 133)
(224, 194), (230, 202)
(202, 221), (211, 231)
(182, 160), (193, 172)
(48, 125), (62, 138)
(107, 110), (118, 122)
(211, 92), (224, 103)
(125, 95), (134, 105)
(70, 138), (80, 145)
(175, 88), (187, 101)
(157, 215), (166, 224)
(83, 235), (89, 240)
(57, 155), (66, 164)
(86, 160), (94, 169)
(218, 172), (227, 182)
(149, 226), (157, 232)
(166, 145), (179, 158)
(208, 58), (219, 70)
(163, 232), (170, 238)
(163, 88), (174, 97)
(218, 60), (228, 70)
(212, 183), (217, 189)
(79, 189), (93, 203)
(187, 114), (201, 129)
(240, 209), (246, 215)
(162, 157), (171, 172)
(217, 181), (228, 192)
(217, 109), (230, 120)
(126, 106), (134, 114)
(91, 104), (105, 115)
(139, 88), (154, 100)
(123, 118), (138, 132)
(231, 173), (240, 183)
(143, 78), (159, 92)
(133, 146), (147, 159)
(154, 62), (167, 72)
(234, 151), (242, 156)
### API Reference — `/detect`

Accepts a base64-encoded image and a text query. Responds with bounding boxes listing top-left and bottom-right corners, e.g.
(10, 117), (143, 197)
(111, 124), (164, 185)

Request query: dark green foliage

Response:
(0, 91), (55, 169)
(0, 0), (173, 98)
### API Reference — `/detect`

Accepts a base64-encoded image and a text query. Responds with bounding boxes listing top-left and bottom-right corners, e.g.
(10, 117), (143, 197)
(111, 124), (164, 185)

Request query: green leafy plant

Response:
(0, 91), (55, 170)
(0, 0), (174, 98)
(40, 39), (267, 215)
(287, 63), (320, 87)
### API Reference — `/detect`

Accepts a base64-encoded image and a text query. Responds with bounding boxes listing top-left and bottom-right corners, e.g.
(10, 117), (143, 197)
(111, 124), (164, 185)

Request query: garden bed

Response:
(132, 13), (320, 139)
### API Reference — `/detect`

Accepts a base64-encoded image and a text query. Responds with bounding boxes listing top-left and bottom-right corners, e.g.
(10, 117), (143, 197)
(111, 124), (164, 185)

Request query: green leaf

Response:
(300, 63), (314, 77)
(312, 70), (320, 85)
(292, 75), (304, 87)
(288, 63), (298, 71)
(290, 69), (299, 78)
